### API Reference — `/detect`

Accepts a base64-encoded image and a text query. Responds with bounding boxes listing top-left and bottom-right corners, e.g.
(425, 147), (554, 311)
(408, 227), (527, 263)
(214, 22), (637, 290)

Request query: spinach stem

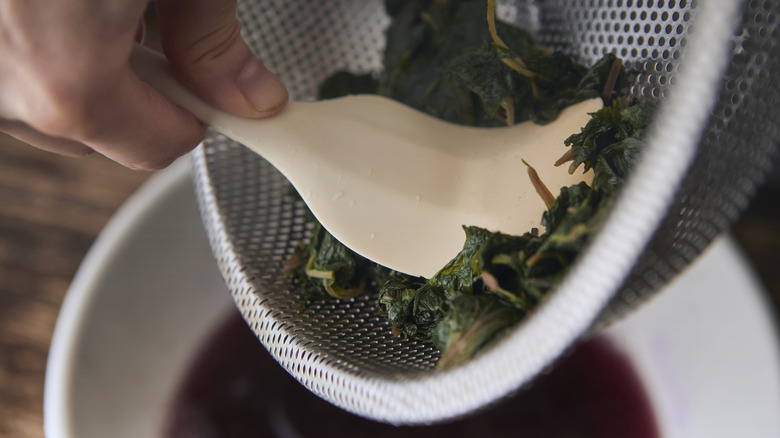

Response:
(487, 0), (536, 79)
(500, 97), (516, 126)
(305, 252), (335, 280)
(486, 0), (508, 50)
(522, 159), (556, 210)
(601, 57), (623, 104)
(554, 149), (577, 168)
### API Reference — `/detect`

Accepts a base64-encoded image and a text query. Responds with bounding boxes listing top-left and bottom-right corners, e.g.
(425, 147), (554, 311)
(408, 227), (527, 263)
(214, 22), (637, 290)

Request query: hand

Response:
(0, 0), (288, 170)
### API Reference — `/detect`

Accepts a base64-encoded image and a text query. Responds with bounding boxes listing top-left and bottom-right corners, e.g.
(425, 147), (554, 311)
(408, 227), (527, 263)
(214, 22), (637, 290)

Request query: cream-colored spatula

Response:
(131, 45), (601, 278)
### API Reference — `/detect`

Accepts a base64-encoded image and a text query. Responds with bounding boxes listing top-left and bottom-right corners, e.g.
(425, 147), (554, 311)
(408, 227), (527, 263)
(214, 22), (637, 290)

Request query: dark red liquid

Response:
(165, 310), (660, 438)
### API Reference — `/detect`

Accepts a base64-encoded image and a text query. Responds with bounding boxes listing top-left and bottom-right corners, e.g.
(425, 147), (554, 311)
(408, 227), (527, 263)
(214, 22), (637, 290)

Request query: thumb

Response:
(154, 0), (288, 118)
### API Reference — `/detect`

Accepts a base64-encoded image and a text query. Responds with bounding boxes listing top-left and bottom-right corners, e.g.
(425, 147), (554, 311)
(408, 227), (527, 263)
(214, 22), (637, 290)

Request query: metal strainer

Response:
(189, 0), (779, 425)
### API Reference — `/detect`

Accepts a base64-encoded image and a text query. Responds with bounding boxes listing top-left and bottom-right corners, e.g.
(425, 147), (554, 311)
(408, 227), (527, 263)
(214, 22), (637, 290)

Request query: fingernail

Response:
(237, 60), (289, 115)
(134, 19), (146, 44)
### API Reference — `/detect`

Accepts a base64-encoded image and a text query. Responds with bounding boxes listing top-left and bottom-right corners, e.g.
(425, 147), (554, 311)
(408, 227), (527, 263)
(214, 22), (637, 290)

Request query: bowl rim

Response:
(43, 158), (192, 438)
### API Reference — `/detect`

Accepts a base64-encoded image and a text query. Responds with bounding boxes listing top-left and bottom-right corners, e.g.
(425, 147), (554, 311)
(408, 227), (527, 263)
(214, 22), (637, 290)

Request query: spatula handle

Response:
(129, 45), (252, 137)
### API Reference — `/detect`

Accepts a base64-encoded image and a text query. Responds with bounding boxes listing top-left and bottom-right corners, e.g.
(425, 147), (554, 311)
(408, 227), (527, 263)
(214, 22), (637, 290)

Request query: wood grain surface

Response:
(0, 135), (150, 437)
(0, 132), (778, 438)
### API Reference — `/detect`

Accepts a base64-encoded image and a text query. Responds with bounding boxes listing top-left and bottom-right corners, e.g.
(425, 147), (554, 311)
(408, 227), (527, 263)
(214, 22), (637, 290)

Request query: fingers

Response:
(6, 50), (206, 169)
(4, 52), (205, 170)
(0, 0), (286, 170)
(69, 67), (206, 170)
(3, 75), (203, 171)
(0, 1), (205, 170)
(155, 0), (288, 119)
(0, 120), (94, 157)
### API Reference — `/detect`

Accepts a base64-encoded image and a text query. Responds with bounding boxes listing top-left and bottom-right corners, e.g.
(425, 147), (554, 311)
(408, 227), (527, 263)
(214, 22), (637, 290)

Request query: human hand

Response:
(0, 0), (288, 170)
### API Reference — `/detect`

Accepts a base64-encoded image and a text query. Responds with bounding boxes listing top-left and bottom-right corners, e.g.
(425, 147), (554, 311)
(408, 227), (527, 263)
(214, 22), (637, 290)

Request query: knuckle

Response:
(181, 19), (244, 67)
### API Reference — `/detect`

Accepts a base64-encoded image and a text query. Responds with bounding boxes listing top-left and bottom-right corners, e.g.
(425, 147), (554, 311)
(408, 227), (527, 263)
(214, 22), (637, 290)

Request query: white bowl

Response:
(44, 158), (780, 438)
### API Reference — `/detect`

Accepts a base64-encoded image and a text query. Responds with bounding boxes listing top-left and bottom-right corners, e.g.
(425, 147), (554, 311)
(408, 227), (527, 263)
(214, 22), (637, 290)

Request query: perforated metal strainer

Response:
(189, 0), (779, 425)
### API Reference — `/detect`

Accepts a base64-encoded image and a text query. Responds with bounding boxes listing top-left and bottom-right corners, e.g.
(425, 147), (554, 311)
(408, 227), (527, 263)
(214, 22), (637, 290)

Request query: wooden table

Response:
(0, 133), (778, 437)
(0, 135), (150, 437)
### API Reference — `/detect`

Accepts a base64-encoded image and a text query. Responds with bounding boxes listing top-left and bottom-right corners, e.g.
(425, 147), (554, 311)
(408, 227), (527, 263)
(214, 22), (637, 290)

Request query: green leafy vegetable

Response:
(319, 0), (627, 126)
(378, 226), (493, 341)
(284, 222), (390, 302)
(434, 295), (519, 369)
(318, 72), (379, 100)
(561, 96), (655, 193)
(289, 0), (655, 369)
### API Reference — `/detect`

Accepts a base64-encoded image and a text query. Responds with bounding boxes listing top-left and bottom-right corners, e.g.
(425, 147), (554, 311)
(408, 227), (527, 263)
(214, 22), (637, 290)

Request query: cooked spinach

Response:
(561, 96), (656, 193)
(294, 0), (654, 369)
(319, 0), (627, 126)
(284, 221), (395, 303)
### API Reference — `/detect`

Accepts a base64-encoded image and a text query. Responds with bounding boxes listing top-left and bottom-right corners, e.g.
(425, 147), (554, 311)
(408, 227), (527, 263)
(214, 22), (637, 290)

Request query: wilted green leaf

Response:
(288, 0), (653, 368)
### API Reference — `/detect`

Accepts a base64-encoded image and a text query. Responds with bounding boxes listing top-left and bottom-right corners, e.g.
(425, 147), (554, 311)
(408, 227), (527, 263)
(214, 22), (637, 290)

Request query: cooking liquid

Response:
(165, 311), (660, 438)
